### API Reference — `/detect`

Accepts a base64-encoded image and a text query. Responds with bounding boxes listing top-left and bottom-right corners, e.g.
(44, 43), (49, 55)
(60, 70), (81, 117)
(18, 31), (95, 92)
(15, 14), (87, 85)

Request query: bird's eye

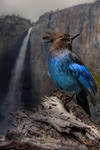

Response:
(67, 37), (70, 40)
(65, 34), (68, 39)
(64, 35), (67, 38)
(62, 34), (67, 40)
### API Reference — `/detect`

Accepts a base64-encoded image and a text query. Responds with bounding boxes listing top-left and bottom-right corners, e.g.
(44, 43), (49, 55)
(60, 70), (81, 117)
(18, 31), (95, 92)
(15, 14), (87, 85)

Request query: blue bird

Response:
(43, 32), (97, 115)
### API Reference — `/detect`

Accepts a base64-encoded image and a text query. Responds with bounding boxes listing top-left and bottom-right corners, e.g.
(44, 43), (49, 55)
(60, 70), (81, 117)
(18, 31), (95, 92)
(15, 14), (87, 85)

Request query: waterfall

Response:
(0, 27), (32, 133)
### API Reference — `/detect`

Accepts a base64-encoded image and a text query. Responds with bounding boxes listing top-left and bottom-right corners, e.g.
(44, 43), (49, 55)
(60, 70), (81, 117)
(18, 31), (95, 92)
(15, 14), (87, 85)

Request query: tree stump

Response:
(0, 95), (100, 150)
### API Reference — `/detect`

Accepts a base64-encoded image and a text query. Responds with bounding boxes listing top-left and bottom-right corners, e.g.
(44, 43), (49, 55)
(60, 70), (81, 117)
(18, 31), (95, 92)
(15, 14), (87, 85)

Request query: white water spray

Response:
(0, 28), (32, 132)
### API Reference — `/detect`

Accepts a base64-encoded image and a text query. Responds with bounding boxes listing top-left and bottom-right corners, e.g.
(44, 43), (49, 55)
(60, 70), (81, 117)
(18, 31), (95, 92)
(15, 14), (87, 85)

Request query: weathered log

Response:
(0, 96), (100, 150)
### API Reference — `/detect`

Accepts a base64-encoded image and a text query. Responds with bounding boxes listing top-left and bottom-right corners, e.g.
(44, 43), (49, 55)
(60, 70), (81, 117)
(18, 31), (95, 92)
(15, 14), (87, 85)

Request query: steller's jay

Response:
(43, 32), (97, 115)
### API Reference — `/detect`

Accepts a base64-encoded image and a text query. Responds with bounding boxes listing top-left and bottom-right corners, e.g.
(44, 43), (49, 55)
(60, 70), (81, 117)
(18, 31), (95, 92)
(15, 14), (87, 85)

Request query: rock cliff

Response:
(30, 0), (100, 101)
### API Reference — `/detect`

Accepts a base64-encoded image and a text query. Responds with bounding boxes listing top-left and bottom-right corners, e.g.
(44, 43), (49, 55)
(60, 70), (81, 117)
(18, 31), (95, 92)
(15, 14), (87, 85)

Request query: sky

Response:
(0, 0), (95, 21)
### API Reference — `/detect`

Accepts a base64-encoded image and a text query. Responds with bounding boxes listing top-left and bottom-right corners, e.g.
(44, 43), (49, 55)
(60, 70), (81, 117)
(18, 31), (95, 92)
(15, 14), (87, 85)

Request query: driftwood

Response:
(0, 95), (100, 150)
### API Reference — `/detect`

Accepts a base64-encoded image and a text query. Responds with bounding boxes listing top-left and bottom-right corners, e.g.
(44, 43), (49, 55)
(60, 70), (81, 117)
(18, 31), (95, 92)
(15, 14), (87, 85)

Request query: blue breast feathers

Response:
(48, 50), (97, 95)
(48, 51), (81, 93)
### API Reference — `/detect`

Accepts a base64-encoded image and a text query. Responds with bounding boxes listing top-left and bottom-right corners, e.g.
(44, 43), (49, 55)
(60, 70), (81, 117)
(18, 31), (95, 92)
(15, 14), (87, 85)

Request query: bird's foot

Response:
(62, 92), (75, 103)
(52, 90), (63, 99)
(52, 90), (75, 103)
(66, 93), (75, 102)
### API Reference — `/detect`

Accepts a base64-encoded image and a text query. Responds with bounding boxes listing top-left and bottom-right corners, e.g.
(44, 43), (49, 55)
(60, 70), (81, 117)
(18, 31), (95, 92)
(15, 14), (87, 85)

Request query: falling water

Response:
(0, 27), (32, 133)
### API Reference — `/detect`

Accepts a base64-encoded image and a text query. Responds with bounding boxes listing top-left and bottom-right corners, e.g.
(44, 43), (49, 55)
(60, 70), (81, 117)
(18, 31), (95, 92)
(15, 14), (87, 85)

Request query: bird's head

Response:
(43, 32), (80, 51)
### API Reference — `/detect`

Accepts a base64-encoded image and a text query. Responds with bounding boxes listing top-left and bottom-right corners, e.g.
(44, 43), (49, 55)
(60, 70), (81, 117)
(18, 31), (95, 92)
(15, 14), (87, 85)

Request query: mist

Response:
(0, 0), (95, 21)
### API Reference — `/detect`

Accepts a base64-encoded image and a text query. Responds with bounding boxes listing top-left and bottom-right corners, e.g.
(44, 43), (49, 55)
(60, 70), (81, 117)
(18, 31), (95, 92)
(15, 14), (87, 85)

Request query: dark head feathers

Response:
(43, 31), (80, 51)
(43, 32), (66, 43)
(43, 31), (80, 43)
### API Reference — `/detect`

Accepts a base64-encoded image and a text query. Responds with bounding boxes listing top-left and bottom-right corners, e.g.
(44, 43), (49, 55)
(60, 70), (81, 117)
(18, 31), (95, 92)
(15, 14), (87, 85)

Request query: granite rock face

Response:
(30, 0), (100, 102)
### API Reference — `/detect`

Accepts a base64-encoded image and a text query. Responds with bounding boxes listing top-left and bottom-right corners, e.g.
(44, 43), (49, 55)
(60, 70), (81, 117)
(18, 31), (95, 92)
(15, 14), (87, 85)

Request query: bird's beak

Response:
(71, 33), (80, 40)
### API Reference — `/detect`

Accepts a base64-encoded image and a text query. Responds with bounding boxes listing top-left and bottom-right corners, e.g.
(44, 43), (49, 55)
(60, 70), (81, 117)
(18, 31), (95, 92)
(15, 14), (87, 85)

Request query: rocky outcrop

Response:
(30, 0), (100, 102)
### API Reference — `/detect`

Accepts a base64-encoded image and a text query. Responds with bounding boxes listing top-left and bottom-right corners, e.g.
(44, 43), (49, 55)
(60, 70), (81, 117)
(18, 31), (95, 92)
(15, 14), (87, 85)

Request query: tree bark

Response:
(0, 96), (100, 150)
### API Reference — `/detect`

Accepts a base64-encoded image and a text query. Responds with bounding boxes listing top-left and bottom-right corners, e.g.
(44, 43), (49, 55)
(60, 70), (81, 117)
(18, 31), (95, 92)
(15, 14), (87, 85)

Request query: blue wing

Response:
(69, 63), (97, 95)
